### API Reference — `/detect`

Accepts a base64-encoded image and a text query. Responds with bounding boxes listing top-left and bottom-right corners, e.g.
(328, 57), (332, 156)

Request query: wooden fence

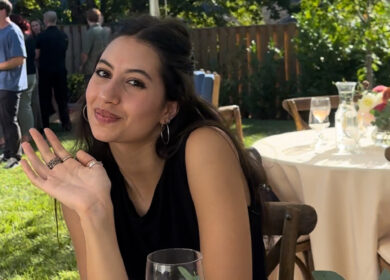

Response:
(191, 23), (298, 82)
(59, 25), (88, 74)
(62, 23), (298, 82)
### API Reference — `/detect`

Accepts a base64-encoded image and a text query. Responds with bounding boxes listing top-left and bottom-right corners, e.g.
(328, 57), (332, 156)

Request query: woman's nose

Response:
(97, 79), (121, 104)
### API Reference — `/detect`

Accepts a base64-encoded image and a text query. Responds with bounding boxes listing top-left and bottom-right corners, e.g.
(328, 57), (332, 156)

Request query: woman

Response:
(21, 16), (267, 280)
(30, 19), (43, 131)
(30, 19), (43, 37)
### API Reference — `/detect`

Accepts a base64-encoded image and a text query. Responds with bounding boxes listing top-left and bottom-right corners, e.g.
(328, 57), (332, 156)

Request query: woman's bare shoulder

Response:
(185, 126), (239, 160)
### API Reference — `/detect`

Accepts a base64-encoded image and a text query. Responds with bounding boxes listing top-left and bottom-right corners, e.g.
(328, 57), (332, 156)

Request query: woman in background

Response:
(21, 15), (267, 280)
(29, 19), (43, 131)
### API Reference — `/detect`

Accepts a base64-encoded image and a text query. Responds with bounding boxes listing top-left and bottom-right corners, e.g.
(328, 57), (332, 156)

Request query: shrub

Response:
(67, 73), (85, 103)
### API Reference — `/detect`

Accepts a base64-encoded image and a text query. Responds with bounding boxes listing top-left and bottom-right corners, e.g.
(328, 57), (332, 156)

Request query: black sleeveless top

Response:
(107, 136), (267, 280)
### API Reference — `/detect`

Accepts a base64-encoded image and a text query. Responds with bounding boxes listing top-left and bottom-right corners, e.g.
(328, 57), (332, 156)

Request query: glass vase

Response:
(372, 127), (390, 148)
(335, 81), (360, 154)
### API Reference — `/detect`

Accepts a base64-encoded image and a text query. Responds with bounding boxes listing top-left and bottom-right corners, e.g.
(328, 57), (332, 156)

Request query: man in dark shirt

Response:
(35, 10), (71, 131)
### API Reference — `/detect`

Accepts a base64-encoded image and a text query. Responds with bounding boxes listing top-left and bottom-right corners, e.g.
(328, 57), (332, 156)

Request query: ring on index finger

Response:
(86, 160), (103, 169)
(46, 156), (62, 169)
(61, 155), (73, 162)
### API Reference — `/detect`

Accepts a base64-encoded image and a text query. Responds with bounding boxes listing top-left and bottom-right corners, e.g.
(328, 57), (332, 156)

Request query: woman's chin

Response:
(91, 129), (114, 143)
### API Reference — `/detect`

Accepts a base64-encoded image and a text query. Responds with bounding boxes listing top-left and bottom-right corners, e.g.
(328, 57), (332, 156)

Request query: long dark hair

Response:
(74, 15), (266, 207)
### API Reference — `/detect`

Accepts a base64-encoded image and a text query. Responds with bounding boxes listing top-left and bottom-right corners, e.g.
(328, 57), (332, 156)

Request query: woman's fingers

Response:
(20, 159), (46, 188)
(29, 128), (57, 164)
(44, 128), (76, 165)
(76, 150), (104, 171)
(21, 141), (49, 179)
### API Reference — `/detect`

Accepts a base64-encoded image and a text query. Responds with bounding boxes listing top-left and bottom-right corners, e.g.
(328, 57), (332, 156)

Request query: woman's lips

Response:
(94, 108), (121, 123)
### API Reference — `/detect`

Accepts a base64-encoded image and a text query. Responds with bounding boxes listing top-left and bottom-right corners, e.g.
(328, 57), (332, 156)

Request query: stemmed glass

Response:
(146, 248), (205, 280)
(309, 97), (331, 151)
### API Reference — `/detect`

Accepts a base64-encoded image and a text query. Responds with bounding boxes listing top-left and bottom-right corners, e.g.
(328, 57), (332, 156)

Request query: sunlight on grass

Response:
(0, 126), (77, 280)
(0, 120), (293, 279)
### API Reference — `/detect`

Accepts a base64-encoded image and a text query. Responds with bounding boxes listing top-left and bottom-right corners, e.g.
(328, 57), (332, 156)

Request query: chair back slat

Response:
(200, 73), (215, 104)
(263, 202), (317, 279)
(282, 94), (362, 131)
(193, 70), (205, 95)
(282, 95), (339, 131)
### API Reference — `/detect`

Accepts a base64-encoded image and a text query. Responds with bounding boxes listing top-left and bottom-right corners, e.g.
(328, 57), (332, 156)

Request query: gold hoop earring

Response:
(160, 122), (170, 145)
(83, 105), (88, 122)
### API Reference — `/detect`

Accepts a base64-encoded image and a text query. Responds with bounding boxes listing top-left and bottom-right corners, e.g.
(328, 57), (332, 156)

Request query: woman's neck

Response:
(110, 141), (164, 185)
(109, 141), (165, 216)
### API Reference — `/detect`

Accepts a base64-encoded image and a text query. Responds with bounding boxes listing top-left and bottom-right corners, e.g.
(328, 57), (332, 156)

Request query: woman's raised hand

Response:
(21, 128), (113, 217)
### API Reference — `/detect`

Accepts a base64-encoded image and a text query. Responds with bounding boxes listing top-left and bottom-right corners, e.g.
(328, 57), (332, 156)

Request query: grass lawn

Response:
(0, 119), (294, 280)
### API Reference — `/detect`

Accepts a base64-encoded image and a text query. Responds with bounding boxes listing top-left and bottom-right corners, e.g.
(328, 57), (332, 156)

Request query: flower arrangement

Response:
(357, 85), (390, 131)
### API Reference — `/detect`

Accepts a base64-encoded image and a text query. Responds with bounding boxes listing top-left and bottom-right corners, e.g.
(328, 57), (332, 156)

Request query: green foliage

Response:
(14, 0), (297, 26)
(167, 0), (296, 27)
(178, 266), (199, 280)
(312, 270), (390, 280)
(371, 103), (390, 130)
(67, 73), (85, 103)
(245, 40), (296, 118)
(14, 0), (64, 22)
(380, 269), (390, 280)
(312, 271), (344, 280)
(294, 0), (390, 90)
(219, 39), (296, 119)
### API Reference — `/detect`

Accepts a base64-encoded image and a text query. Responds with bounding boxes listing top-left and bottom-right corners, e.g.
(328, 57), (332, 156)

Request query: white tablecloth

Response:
(253, 128), (390, 280)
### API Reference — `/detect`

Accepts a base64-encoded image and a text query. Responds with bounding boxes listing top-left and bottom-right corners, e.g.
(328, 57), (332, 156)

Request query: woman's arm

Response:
(21, 128), (128, 280)
(62, 205), (87, 280)
(186, 127), (253, 280)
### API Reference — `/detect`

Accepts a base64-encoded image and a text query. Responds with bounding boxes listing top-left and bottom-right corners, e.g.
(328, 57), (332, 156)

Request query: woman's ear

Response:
(161, 101), (179, 123)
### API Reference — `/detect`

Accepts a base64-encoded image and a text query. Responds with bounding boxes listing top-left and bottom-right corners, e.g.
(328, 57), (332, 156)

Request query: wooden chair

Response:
(218, 105), (244, 144)
(193, 69), (244, 143)
(193, 69), (221, 107)
(282, 95), (340, 131)
(247, 147), (316, 280)
(263, 202), (318, 280)
(378, 239), (390, 273)
(379, 255), (390, 273)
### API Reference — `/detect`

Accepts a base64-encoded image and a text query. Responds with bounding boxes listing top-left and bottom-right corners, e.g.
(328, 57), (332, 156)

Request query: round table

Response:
(253, 128), (390, 280)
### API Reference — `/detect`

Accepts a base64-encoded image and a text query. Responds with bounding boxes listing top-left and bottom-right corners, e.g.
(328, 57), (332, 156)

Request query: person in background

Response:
(29, 18), (43, 131)
(10, 14), (35, 143)
(35, 11), (71, 131)
(0, 0), (27, 169)
(80, 8), (110, 85)
(21, 15), (267, 280)
(30, 19), (42, 37)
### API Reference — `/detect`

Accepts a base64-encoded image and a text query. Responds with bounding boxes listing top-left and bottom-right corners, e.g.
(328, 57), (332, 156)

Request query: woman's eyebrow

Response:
(97, 59), (153, 81)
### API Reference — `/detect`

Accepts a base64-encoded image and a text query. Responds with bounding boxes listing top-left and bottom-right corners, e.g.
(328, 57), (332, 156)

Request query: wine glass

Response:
(146, 248), (205, 280)
(309, 97), (331, 150)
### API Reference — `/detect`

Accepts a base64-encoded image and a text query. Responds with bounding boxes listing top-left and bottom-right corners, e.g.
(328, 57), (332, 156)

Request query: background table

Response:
(253, 128), (390, 280)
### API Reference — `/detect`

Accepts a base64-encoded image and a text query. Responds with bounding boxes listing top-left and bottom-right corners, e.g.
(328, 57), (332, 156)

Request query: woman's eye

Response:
(95, 69), (110, 78)
(127, 79), (146, 89)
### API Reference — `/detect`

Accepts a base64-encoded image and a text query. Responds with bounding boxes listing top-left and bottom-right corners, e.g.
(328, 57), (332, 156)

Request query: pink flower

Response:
(373, 102), (387, 112)
(382, 87), (390, 103)
(373, 85), (387, 92)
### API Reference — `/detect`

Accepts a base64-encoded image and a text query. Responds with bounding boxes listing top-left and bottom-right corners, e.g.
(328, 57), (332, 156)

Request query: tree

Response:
(166, 0), (297, 27)
(13, 0), (297, 26)
(294, 0), (390, 88)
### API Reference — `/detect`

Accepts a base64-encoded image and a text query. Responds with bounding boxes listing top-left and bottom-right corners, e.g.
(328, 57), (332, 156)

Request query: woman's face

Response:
(86, 36), (177, 145)
(31, 21), (41, 35)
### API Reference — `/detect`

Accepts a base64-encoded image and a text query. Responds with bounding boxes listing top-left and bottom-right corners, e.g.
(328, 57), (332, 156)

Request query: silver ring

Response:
(46, 156), (62, 169)
(86, 160), (102, 168)
(61, 155), (73, 162)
